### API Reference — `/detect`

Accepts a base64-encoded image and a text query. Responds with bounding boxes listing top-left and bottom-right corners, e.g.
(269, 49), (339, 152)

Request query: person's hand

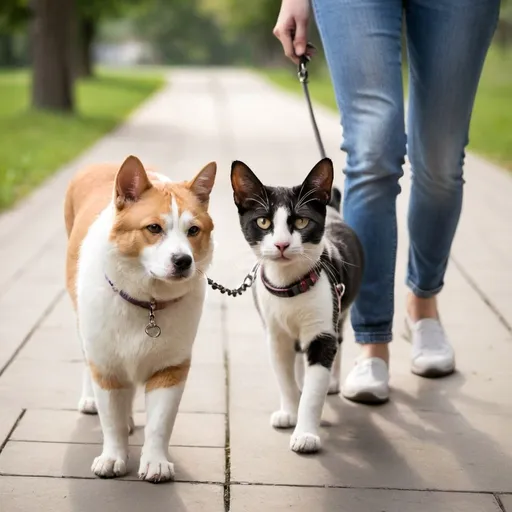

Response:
(273, 0), (310, 64)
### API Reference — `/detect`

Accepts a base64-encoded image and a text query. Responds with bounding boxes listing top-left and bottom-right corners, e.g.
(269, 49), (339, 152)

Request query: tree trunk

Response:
(31, 0), (76, 111)
(75, 18), (95, 79)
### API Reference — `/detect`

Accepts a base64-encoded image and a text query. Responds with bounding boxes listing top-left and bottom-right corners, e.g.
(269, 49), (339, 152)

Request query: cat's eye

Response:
(294, 218), (310, 229)
(256, 217), (271, 230)
(147, 224), (163, 234)
(187, 226), (200, 237)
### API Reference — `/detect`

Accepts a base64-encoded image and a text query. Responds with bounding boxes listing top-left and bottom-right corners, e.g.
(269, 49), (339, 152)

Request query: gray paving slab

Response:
(231, 485), (502, 512)
(11, 409), (225, 448)
(0, 477), (224, 512)
(501, 495), (512, 511)
(229, 404), (512, 492)
(0, 441), (224, 483)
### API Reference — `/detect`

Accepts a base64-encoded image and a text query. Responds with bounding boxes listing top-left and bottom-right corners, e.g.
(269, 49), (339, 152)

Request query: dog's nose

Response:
(274, 242), (290, 254)
(172, 253), (192, 271)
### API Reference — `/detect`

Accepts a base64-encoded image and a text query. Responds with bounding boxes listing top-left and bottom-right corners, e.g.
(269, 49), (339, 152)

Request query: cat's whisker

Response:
(338, 257), (360, 269)
(301, 251), (339, 286)
(255, 191), (271, 209)
(297, 185), (318, 204)
(248, 195), (269, 211)
(295, 187), (319, 210)
(311, 256), (340, 286)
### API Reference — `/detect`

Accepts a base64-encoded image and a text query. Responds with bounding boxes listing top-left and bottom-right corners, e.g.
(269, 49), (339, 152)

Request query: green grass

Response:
(468, 48), (512, 169)
(264, 46), (512, 170)
(0, 69), (165, 211)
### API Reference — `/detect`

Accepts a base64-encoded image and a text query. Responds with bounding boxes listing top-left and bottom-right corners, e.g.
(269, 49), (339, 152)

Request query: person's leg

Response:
(312, 0), (406, 402)
(405, 0), (500, 376)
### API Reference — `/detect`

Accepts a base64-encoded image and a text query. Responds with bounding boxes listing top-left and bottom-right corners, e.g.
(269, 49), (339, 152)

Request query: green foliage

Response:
(135, 0), (241, 65)
(200, 0), (282, 63)
(0, 0), (30, 32)
(77, 0), (148, 22)
(0, 68), (164, 210)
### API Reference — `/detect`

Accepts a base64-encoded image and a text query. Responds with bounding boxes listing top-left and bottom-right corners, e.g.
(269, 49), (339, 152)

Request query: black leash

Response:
(298, 46), (327, 160)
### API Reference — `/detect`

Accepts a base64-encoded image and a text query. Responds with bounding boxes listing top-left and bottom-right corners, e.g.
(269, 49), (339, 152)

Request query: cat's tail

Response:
(329, 186), (342, 212)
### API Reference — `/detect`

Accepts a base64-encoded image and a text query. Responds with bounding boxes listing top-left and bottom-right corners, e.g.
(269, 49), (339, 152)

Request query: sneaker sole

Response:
(411, 365), (455, 379)
(342, 390), (389, 405)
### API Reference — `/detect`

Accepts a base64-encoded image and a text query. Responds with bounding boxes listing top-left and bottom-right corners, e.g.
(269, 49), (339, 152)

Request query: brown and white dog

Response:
(64, 155), (216, 482)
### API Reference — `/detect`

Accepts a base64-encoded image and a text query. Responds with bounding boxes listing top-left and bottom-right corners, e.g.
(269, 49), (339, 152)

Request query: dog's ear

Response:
(231, 161), (266, 209)
(300, 158), (333, 205)
(115, 155), (152, 208)
(189, 162), (217, 206)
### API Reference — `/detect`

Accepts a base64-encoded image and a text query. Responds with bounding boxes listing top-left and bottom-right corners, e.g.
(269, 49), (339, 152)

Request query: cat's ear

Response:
(231, 160), (266, 208)
(301, 158), (334, 204)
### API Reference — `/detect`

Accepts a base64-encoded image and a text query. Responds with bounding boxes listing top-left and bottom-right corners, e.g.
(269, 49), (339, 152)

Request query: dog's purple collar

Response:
(105, 275), (180, 311)
(260, 266), (322, 298)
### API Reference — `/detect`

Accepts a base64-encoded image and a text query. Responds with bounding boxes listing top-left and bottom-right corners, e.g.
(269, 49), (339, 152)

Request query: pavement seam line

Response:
(0, 409), (26, 455)
(8, 439), (223, 449)
(28, 406), (226, 415)
(221, 298), (231, 512)
(450, 256), (511, 333)
(211, 72), (234, 512)
(0, 473), (225, 485)
(229, 481), (511, 494)
(0, 289), (65, 379)
(494, 494), (507, 512)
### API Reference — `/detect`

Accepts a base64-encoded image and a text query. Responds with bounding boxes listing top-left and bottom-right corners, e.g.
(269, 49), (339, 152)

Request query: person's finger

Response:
(293, 20), (307, 57)
(273, 23), (299, 64)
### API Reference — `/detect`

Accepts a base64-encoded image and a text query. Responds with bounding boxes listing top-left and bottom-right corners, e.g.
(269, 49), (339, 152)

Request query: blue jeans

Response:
(312, 0), (500, 343)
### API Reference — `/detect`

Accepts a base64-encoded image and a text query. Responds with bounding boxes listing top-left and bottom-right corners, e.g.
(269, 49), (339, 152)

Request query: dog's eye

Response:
(256, 217), (271, 230)
(187, 226), (200, 237)
(146, 224), (163, 234)
(294, 218), (310, 230)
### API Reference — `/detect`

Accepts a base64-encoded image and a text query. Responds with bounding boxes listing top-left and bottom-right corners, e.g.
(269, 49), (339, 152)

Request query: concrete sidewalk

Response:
(0, 69), (511, 511)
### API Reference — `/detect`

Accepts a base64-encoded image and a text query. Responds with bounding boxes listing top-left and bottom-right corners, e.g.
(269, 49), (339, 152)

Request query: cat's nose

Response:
(172, 253), (192, 271)
(274, 242), (290, 254)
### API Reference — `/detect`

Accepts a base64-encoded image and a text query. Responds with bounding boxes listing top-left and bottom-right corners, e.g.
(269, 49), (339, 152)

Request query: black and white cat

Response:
(231, 158), (364, 453)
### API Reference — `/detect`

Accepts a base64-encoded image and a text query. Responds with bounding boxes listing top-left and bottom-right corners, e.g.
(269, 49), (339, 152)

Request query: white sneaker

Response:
(341, 357), (389, 404)
(405, 317), (455, 378)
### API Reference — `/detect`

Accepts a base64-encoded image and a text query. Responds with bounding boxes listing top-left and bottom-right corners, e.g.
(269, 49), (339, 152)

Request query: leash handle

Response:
(297, 46), (327, 160)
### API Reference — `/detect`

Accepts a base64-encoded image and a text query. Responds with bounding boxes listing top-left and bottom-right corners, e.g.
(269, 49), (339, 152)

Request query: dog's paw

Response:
(78, 396), (97, 415)
(290, 432), (321, 453)
(128, 416), (135, 435)
(138, 458), (175, 483)
(91, 454), (127, 478)
(328, 379), (340, 395)
(270, 410), (297, 429)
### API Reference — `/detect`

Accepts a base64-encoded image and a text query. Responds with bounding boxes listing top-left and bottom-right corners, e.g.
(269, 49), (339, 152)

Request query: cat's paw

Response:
(270, 410), (297, 429)
(91, 454), (127, 478)
(138, 458), (175, 483)
(328, 378), (340, 395)
(290, 432), (321, 453)
(78, 396), (97, 415)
